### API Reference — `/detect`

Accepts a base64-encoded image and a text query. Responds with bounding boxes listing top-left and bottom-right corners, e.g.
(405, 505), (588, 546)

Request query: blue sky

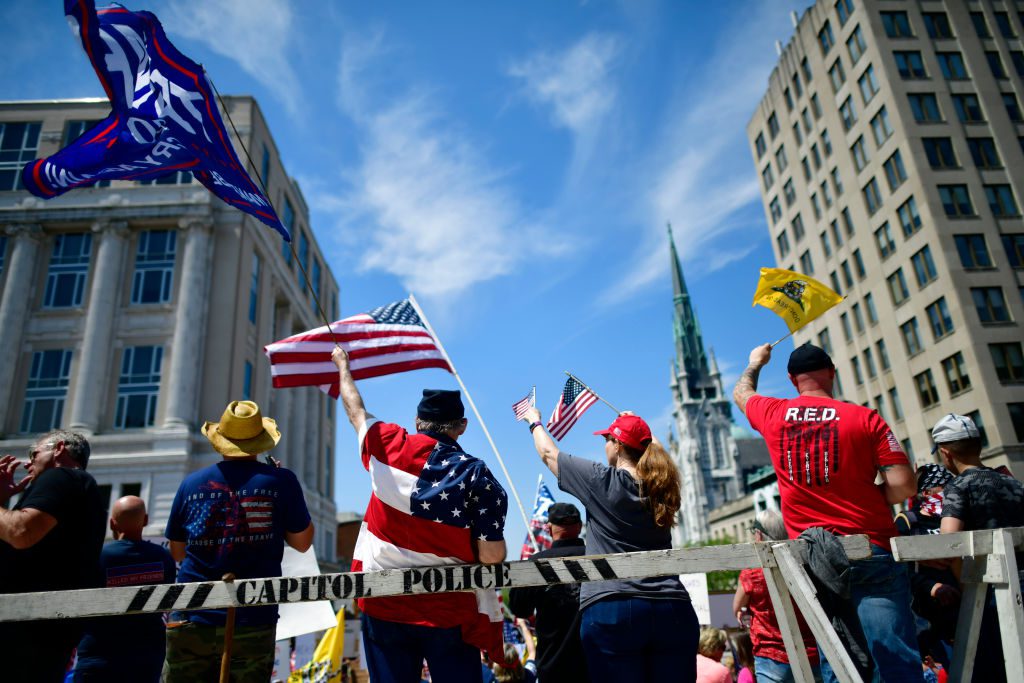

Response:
(1, 0), (811, 548)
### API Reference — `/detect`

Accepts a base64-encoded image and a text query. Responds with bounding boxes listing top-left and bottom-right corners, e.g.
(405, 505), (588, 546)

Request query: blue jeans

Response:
(819, 545), (923, 683)
(754, 655), (822, 683)
(360, 614), (482, 683)
(580, 596), (699, 683)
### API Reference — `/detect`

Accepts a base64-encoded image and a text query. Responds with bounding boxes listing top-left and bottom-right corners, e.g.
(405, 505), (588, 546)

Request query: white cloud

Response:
(160, 0), (300, 112)
(508, 32), (621, 137)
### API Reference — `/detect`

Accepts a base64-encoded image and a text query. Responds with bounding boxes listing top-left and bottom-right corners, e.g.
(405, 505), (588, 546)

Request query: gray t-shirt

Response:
(557, 452), (690, 610)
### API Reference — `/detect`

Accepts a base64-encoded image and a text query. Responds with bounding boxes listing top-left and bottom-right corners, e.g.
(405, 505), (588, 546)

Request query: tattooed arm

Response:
(733, 344), (773, 415)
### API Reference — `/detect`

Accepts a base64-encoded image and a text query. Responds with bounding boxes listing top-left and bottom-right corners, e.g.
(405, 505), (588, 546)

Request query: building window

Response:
(941, 352), (971, 394)
(1003, 234), (1024, 268)
(20, 349), (72, 434)
(875, 222), (896, 259)
(858, 64), (879, 105)
(829, 58), (846, 91)
(0, 234), (7, 277)
(762, 165), (774, 191)
(298, 232), (309, 292)
(964, 410), (989, 447)
(1011, 404), (1024, 442)
(115, 346), (162, 429)
(937, 52), (968, 80)
(952, 94), (984, 123)
(877, 339), (891, 371)
(830, 271), (843, 295)
(970, 12), (991, 38)
(851, 302), (865, 333)
(248, 252), (260, 324)
(810, 142), (822, 169)
(990, 343), (1024, 383)
(830, 219), (844, 247)
(43, 233), (93, 309)
(801, 156), (811, 180)
(821, 181), (833, 208)
(887, 387), (903, 421)
(831, 167), (843, 196)
(821, 130), (832, 158)
(818, 328), (834, 355)
(923, 12), (954, 39)
(841, 207), (855, 236)
(883, 150), (907, 191)
(1003, 93), (1023, 123)
(863, 177), (883, 215)
(870, 107), (893, 147)
(260, 145), (271, 186)
(986, 51), (1008, 80)
(799, 250), (814, 275)
(775, 146), (788, 171)
(835, 0), (853, 25)
(0, 121), (42, 191)
(782, 180), (795, 208)
(864, 349), (878, 379)
(967, 138), (1001, 169)
(792, 214), (805, 243)
(908, 93), (941, 122)
(955, 234), (992, 269)
(851, 356), (864, 384)
(769, 197), (782, 224)
(923, 138), (958, 169)
(852, 249), (866, 279)
(881, 12), (913, 38)
(282, 200), (295, 266)
(925, 296), (954, 339)
(755, 133), (766, 159)
(811, 93), (823, 120)
(821, 230), (832, 258)
(972, 287), (1011, 323)
(819, 20), (835, 54)
(312, 259), (322, 308)
(840, 312), (853, 341)
(938, 185), (975, 218)
(131, 230), (176, 305)
(1012, 51), (1024, 78)
(784, 87), (795, 112)
(994, 12), (1016, 38)
(840, 96), (857, 130)
(897, 196), (921, 237)
(243, 360), (253, 400)
(776, 231), (791, 258)
(847, 25), (866, 63)
(984, 185), (1020, 218)
(793, 73), (803, 98)
(888, 268), (910, 305)
(914, 369), (940, 408)
(864, 292), (878, 325)
(852, 136), (870, 171)
(768, 112), (780, 139)
(911, 246), (938, 287)
(894, 51), (927, 79)
(811, 192), (822, 219)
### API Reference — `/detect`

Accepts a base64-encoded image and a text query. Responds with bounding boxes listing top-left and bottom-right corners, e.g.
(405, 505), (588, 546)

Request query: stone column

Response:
(163, 218), (214, 431)
(69, 221), (130, 435)
(0, 224), (44, 433)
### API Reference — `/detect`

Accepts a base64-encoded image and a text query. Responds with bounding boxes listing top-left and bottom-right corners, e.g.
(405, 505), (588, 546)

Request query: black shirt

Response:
(508, 538), (589, 683)
(0, 467), (106, 593)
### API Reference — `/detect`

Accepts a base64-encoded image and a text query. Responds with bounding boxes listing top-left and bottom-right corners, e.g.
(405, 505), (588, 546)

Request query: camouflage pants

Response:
(162, 621), (276, 683)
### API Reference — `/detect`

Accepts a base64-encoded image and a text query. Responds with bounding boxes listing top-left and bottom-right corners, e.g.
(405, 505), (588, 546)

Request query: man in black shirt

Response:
(508, 502), (589, 683)
(0, 429), (106, 682)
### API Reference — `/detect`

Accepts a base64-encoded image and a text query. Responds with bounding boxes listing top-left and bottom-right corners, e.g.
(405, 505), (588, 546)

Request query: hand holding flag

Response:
(512, 387), (536, 420)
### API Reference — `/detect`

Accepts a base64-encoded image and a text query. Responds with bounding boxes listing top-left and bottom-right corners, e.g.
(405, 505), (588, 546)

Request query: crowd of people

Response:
(0, 340), (1021, 682)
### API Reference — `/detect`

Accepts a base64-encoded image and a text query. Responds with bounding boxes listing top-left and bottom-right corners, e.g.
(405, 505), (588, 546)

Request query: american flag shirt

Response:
(353, 420), (508, 654)
(165, 460), (311, 626)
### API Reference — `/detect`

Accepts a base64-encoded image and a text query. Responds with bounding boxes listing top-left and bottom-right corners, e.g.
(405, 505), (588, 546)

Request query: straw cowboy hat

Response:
(201, 400), (281, 457)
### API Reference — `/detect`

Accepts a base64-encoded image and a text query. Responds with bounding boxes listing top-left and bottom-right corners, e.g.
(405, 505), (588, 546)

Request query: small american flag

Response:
(546, 377), (598, 441)
(520, 476), (555, 560)
(264, 299), (451, 396)
(511, 387), (536, 420)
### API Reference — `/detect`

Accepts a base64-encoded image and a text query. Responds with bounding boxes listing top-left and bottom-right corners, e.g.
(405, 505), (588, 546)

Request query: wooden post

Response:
(754, 543), (815, 683)
(219, 573), (237, 683)
(992, 529), (1024, 683)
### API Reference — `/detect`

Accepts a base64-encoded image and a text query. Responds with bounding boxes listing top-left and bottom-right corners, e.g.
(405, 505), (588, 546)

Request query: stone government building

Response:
(0, 96), (340, 568)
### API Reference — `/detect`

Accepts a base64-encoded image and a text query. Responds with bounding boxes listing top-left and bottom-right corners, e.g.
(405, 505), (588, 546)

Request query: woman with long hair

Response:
(520, 408), (699, 682)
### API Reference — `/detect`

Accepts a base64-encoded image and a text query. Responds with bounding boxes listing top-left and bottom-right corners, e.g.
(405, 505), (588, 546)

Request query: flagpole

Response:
(564, 371), (621, 414)
(407, 293), (538, 552)
(770, 330), (795, 348)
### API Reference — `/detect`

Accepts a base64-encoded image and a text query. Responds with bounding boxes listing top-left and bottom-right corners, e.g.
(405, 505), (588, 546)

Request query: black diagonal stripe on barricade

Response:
(0, 536), (871, 623)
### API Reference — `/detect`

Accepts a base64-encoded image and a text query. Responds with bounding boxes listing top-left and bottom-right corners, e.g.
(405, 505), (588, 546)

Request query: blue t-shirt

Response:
(74, 539), (176, 680)
(165, 460), (311, 626)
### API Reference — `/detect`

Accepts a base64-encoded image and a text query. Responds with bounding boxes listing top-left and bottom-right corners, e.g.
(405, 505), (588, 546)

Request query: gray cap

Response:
(931, 413), (980, 453)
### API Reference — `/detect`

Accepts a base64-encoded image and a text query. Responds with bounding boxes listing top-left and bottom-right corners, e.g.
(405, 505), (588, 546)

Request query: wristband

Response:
(529, 421), (543, 433)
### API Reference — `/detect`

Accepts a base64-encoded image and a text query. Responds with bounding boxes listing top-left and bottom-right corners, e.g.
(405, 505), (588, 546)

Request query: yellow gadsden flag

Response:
(752, 268), (843, 333)
(289, 609), (345, 683)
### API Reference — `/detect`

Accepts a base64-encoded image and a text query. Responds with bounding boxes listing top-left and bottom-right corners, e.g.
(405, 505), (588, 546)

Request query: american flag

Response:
(241, 497), (274, 531)
(520, 477), (555, 560)
(264, 299), (451, 396)
(546, 377), (598, 441)
(511, 387), (536, 420)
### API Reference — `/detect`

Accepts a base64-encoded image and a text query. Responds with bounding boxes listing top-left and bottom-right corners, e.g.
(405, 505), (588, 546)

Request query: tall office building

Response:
(748, 1), (1024, 473)
(0, 96), (341, 565)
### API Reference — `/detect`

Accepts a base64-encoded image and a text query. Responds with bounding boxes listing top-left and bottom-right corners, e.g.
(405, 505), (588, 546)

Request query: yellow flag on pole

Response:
(752, 267), (843, 333)
(288, 609), (345, 683)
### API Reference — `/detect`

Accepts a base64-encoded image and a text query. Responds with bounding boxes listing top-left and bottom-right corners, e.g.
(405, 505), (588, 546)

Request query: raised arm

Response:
(733, 344), (772, 415)
(521, 406), (560, 477)
(331, 347), (373, 434)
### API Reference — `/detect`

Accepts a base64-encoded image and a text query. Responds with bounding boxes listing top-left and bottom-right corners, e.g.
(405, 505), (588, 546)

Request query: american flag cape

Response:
(354, 421), (507, 655)
(546, 377), (598, 441)
(520, 478), (555, 560)
(511, 387), (536, 420)
(21, 0), (288, 240)
(264, 300), (451, 396)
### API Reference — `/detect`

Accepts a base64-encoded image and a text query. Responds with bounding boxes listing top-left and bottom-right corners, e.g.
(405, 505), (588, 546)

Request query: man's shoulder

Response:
(533, 542), (586, 560)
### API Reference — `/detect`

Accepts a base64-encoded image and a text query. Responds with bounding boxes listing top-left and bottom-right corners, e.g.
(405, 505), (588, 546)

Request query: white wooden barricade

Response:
(891, 526), (1024, 683)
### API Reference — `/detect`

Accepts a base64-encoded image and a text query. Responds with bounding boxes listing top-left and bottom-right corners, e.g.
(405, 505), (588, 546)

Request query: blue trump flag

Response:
(22, 0), (289, 241)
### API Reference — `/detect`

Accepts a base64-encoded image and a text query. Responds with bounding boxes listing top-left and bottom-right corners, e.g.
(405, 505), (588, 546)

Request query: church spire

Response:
(669, 224), (708, 381)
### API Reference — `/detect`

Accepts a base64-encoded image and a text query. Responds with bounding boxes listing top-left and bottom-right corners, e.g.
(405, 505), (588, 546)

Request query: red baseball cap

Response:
(594, 415), (652, 451)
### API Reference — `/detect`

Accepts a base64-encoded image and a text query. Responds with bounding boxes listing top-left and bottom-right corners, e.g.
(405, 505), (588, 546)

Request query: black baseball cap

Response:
(787, 343), (834, 375)
(417, 389), (464, 422)
(547, 502), (581, 525)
